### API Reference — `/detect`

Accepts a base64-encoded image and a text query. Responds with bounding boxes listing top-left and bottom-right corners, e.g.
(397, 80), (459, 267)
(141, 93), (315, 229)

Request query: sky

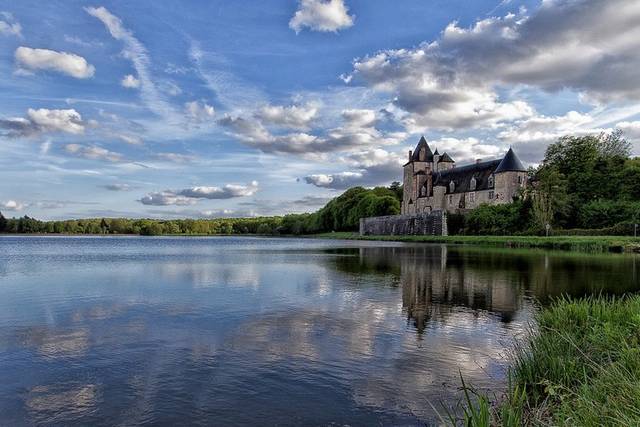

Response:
(1, 0), (639, 220)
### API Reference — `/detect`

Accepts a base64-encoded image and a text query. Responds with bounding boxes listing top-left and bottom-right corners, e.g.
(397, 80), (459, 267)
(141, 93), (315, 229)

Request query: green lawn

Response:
(311, 232), (640, 253)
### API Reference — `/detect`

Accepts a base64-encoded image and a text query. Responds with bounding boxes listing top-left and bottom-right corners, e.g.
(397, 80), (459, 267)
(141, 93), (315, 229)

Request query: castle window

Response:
(489, 190), (495, 200)
(470, 177), (477, 191)
(448, 195), (453, 204)
(449, 181), (455, 193)
(488, 175), (494, 188)
(420, 186), (426, 197)
(518, 175), (523, 184)
(469, 192), (475, 203)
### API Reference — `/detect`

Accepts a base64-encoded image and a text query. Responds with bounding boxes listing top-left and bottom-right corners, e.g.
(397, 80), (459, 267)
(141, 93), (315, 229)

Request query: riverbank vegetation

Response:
(453, 295), (640, 426)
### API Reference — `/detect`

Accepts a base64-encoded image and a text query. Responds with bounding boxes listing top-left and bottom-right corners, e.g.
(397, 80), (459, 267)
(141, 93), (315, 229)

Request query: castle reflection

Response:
(328, 245), (639, 334)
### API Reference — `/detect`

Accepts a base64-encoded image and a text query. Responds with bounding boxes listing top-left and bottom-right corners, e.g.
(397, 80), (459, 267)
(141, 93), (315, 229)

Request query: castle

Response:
(401, 136), (527, 215)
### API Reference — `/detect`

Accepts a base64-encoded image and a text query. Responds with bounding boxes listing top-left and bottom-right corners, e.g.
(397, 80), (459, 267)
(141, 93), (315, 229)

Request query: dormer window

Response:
(470, 177), (477, 191)
(449, 181), (455, 193)
(488, 175), (495, 188)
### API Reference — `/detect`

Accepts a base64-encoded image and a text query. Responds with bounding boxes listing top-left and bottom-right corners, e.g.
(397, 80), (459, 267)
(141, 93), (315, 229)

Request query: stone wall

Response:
(359, 211), (447, 236)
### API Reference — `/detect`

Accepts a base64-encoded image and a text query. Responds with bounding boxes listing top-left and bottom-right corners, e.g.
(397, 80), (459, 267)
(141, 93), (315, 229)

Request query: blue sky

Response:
(1, 0), (639, 219)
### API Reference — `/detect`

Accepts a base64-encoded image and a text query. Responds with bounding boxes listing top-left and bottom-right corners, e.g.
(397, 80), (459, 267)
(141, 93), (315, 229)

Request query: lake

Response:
(0, 236), (638, 426)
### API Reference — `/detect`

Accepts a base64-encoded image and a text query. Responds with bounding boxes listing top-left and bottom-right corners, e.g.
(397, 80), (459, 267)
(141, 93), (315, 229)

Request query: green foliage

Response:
(462, 200), (533, 235)
(0, 211), (6, 232)
(458, 296), (640, 426)
(578, 200), (640, 228)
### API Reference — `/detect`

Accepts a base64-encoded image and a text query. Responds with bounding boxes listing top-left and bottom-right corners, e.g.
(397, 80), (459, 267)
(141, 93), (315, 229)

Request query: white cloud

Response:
(0, 11), (21, 36)
(1, 200), (24, 211)
(64, 144), (124, 162)
(184, 101), (215, 122)
(116, 134), (142, 145)
(139, 191), (195, 206)
(255, 103), (318, 130)
(139, 181), (259, 206)
(15, 47), (95, 78)
(304, 172), (363, 189)
(289, 0), (355, 33)
(347, 0), (640, 134)
(0, 108), (85, 137)
(177, 181), (259, 199)
(121, 74), (140, 88)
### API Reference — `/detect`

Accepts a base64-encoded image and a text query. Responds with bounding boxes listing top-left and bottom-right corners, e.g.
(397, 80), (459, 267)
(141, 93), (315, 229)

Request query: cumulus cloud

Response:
(304, 172), (364, 189)
(289, 0), (355, 33)
(347, 0), (640, 132)
(64, 144), (124, 162)
(1, 200), (24, 211)
(184, 101), (215, 122)
(219, 108), (405, 156)
(176, 181), (259, 199)
(304, 148), (404, 189)
(139, 181), (259, 206)
(255, 103), (318, 130)
(121, 74), (140, 88)
(139, 191), (195, 206)
(0, 108), (85, 137)
(0, 11), (21, 36)
(15, 47), (95, 78)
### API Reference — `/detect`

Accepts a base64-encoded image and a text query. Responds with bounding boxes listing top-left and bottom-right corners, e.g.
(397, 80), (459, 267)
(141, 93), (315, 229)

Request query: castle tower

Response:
(402, 136), (434, 214)
(493, 147), (527, 203)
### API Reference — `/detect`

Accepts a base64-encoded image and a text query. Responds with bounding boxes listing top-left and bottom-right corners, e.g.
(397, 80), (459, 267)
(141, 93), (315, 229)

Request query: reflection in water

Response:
(0, 236), (637, 426)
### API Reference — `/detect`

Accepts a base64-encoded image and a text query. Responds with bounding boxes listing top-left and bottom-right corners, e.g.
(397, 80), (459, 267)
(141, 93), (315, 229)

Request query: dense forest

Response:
(1, 133), (638, 237)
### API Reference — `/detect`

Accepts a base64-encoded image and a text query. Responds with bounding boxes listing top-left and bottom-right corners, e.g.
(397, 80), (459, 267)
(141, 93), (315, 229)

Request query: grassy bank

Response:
(313, 232), (640, 253)
(456, 295), (640, 426)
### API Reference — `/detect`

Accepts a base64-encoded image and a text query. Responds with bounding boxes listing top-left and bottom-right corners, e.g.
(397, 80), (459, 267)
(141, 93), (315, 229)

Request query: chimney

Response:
(409, 150), (413, 162)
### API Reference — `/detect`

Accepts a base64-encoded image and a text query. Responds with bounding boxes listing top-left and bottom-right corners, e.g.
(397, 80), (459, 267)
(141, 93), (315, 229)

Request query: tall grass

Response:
(454, 295), (640, 426)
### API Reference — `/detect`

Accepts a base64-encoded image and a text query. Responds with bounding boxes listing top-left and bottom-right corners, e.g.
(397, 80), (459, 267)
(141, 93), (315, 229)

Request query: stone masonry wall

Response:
(359, 211), (447, 236)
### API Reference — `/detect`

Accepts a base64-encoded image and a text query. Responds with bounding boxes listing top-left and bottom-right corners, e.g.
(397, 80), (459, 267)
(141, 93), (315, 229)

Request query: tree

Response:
(0, 211), (6, 233)
(532, 166), (569, 230)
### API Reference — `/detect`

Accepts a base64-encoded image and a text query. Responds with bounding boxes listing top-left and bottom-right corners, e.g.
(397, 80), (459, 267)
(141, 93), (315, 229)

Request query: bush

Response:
(578, 200), (640, 228)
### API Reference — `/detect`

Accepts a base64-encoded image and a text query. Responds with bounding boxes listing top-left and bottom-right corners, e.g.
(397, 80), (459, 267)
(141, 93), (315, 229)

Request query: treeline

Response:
(448, 131), (640, 235)
(0, 183), (402, 236)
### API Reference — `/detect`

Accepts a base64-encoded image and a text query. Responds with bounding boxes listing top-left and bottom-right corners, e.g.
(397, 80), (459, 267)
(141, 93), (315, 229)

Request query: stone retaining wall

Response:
(359, 211), (447, 236)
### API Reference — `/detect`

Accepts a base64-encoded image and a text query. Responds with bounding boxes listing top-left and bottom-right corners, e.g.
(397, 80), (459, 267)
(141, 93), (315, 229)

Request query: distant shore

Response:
(3, 232), (640, 253)
(312, 232), (640, 253)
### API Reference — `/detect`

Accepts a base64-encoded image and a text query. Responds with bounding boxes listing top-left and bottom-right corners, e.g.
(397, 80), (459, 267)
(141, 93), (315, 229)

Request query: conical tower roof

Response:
(411, 136), (433, 162)
(494, 147), (526, 173)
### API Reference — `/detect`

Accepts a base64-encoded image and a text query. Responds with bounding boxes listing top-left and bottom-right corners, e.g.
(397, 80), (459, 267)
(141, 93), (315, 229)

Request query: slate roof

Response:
(494, 147), (526, 173)
(431, 159), (501, 194)
(439, 152), (455, 163)
(411, 136), (434, 162)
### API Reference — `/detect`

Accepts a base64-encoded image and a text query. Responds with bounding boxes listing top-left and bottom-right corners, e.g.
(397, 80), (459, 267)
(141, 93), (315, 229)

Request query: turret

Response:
(493, 147), (527, 203)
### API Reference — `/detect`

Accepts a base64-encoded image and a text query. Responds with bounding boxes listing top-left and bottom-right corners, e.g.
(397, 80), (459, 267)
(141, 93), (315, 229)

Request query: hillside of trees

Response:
(1, 132), (638, 237)
(0, 184), (402, 236)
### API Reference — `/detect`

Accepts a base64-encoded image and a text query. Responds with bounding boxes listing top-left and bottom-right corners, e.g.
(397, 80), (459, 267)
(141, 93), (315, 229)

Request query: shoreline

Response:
(2, 232), (640, 253)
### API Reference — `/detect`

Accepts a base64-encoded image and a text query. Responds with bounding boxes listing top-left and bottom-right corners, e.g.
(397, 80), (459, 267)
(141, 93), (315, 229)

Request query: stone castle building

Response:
(401, 136), (527, 215)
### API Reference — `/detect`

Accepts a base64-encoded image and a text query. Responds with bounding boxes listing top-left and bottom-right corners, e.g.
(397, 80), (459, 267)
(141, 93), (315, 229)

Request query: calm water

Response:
(0, 236), (638, 426)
